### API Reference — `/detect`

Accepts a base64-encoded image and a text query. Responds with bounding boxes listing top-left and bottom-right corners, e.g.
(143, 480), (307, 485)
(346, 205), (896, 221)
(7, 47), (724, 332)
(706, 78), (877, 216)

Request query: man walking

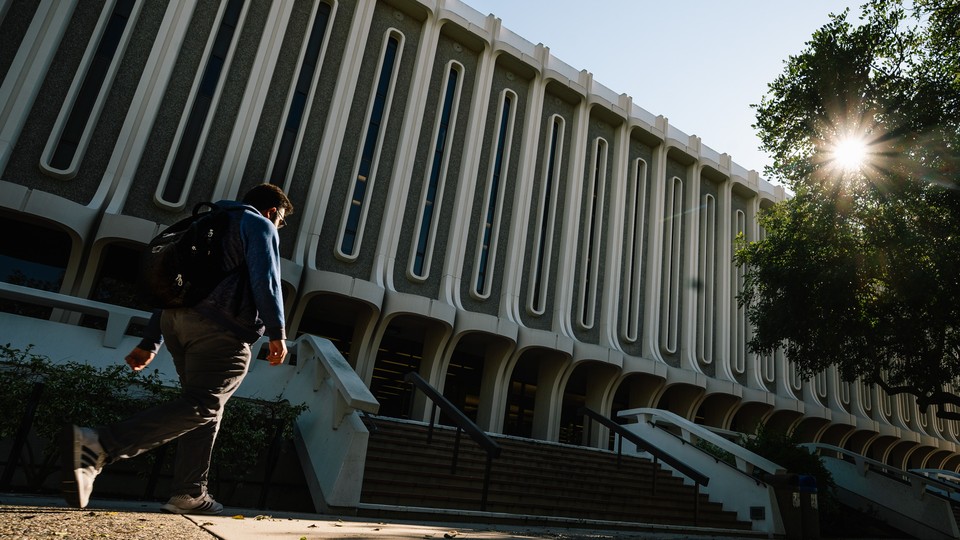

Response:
(61, 183), (294, 515)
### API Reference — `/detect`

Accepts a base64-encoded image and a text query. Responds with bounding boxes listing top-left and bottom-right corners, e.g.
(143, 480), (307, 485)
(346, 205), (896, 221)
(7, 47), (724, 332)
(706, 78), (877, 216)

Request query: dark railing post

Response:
(481, 453), (493, 511)
(427, 405), (438, 444)
(652, 456), (659, 495)
(1, 382), (44, 490)
(451, 427), (462, 474)
(694, 482), (701, 526)
(584, 414), (592, 447)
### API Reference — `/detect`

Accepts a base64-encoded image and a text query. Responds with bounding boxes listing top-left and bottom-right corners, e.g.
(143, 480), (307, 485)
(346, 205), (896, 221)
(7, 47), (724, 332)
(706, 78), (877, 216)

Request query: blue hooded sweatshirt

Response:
(138, 200), (286, 353)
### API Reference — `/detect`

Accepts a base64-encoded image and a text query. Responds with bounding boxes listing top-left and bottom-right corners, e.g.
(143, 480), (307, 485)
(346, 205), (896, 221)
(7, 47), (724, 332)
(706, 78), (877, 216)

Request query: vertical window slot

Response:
(529, 116), (563, 315)
(621, 159), (647, 341)
(268, 1), (332, 190)
(697, 194), (716, 363)
(42, 0), (140, 178)
(579, 137), (607, 329)
(473, 90), (515, 297)
(410, 63), (462, 279)
(661, 177), (683, 354)
(338, 32), (402, 258)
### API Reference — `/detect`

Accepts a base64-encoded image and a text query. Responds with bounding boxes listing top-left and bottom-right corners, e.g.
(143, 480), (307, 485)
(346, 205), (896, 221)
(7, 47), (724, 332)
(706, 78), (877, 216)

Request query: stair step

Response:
(361, 417), (751, 531)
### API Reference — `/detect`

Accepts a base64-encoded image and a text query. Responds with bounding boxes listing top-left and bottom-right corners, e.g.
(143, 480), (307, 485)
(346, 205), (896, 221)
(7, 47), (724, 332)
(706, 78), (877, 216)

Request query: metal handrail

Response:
(404, 371), (500, 510)
(579, 406), (708, 526)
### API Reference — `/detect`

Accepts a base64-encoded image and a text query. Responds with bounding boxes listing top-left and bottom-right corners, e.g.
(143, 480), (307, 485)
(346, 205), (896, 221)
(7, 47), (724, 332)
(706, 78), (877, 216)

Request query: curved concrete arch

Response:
(883, 439), (920, 470)
(656, 382), (706, 421)
(819, 423), (856, 447)
(921, 449), (956, 470)
(903, 444), (939, 471)
(793, 416), (832, 444)
(764, 409), (804, 435)
(730, 399), (776, 434)
(843, 429), (880, 455)
(696, 392), (740, 431)
(486, 328), (575, 430)
(862, 435), (901, 462)
(436, 327), (517, 432)
(940, 454), (960, 472)
(558, 359), (621, 446)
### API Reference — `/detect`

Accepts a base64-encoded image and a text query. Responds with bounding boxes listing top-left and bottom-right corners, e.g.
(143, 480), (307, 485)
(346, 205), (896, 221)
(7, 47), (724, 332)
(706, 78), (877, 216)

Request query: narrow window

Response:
(898, 393), (911, 423)
(661, 177), (683, 354)
(410, 63), (462, 279)
(42, 0), (140, 178)
(338, 32), (402, 258)
(815, 370), (828, 400)
(529, 116), (564, 315)
(621, 158), (646, 340)
(761, 352), (775, 384)
(696, 194), (716, 363)
(860, 380), (872, 412)
(157, 0), (246, 208)
(579, 138), (606, 329)
(789, 359), (803, 393)
(840, 380), (850, 406)
(759, 225), (775, 384)
(879, 370), (893, 417)
(268, 1), (332, 190)
(733, 209), (747, 373)
(473, 90), (515, 297)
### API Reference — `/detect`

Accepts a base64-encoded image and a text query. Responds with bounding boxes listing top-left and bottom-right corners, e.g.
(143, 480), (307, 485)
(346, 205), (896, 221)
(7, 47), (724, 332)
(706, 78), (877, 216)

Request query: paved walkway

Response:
(0, 493), (731, 539)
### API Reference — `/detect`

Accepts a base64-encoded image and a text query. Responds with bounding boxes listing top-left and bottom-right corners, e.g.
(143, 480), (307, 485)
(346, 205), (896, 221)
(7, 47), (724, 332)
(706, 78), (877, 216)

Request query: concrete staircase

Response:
(358, 417), (754, 533)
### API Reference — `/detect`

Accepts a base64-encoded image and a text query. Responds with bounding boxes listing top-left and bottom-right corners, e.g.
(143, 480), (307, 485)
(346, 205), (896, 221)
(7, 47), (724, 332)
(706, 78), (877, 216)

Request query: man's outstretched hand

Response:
(125, 347), (155, 371)
(267, 339), (287, 366)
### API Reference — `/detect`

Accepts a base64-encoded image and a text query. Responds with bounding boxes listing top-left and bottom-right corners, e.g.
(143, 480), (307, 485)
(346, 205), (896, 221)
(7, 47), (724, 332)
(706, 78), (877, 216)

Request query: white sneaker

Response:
(60, 425), (107, 508)
(161, 492), (224, 515)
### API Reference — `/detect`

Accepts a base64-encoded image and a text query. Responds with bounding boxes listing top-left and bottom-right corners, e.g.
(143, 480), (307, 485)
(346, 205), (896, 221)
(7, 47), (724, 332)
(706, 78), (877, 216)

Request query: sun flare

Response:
(830, 135), (869, 172)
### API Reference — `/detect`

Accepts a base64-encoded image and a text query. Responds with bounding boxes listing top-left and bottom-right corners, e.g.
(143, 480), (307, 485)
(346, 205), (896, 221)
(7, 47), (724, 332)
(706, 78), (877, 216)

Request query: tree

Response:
(738, 0), (960, 418)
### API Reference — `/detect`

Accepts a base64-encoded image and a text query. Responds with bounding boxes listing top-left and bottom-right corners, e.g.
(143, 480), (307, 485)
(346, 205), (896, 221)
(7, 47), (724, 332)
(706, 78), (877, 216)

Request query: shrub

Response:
(741, 425), (841, 530)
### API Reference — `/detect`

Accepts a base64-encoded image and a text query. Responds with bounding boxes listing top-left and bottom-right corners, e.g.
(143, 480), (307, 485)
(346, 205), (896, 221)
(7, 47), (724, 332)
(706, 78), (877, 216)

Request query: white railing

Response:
(804, 444), (960, 540)
(618, 408), (785, 535)
(619, 408), (785, 477)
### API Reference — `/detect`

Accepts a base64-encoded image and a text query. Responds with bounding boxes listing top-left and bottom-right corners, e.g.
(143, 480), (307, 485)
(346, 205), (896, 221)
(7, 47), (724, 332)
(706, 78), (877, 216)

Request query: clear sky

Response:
(463, 0), (864, 178)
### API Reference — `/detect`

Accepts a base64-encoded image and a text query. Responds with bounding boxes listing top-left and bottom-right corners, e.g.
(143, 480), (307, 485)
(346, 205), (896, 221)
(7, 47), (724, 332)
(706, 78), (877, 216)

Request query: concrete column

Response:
(641, 120), (669, 364)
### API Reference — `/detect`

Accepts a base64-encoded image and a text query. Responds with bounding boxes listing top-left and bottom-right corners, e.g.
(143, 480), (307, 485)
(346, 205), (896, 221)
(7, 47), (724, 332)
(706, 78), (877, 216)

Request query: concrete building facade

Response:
(2, 0), (958, 473)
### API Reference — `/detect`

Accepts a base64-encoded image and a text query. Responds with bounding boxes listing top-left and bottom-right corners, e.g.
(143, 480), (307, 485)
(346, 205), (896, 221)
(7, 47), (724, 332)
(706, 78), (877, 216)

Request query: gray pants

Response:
(98, 309), (252, 496)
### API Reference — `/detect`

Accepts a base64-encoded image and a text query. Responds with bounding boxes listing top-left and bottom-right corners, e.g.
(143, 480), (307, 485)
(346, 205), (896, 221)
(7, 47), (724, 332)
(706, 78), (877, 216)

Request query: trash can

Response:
(798, 474), (820, 540)
(764, 473), (802, 540)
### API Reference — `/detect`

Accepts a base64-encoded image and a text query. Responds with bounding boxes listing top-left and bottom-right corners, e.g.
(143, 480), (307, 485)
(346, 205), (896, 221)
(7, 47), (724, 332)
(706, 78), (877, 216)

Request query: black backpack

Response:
(138, 202), (245, 309)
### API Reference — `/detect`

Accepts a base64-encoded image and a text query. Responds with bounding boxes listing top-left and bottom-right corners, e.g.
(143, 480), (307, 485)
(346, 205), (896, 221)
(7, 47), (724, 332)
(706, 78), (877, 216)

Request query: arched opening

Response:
(442, 333), (489, 424)
(0, 215), (72, 318)
(368, 316), (431, 419)
(296, 293), (375, 368)
(502, 353), (538, 438)
(558, 360), (619, 446)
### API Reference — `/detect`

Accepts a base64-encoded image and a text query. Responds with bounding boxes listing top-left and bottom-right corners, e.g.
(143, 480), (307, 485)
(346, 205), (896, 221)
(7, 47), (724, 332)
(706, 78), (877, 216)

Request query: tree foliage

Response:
(740, 0), (960, 418)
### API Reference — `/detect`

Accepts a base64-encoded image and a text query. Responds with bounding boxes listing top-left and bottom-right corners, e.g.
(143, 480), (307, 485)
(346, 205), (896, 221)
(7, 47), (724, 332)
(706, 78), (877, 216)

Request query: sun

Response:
(830, 135), (869, 172)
